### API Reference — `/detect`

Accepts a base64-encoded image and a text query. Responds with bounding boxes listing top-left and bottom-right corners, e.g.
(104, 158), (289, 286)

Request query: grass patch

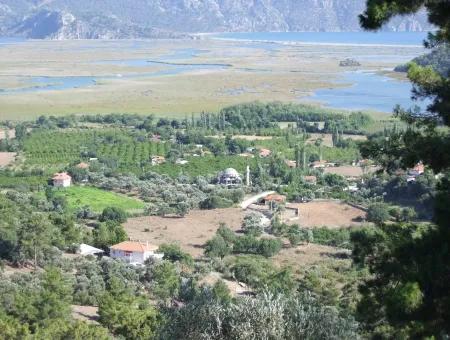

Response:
(52, 186), (145, 213)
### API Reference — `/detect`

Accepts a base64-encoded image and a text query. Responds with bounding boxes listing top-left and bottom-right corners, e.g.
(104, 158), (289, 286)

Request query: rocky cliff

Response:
(0, 0), (432, 39)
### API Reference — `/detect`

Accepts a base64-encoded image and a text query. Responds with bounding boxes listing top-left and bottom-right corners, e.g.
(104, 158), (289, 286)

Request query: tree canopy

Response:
(352, 1), (450, 337)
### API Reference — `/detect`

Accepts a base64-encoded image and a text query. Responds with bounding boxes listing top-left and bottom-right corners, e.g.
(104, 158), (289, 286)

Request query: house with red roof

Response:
(259, 148), (271, 158)
(110, 241), (164, 265)
(52, 172), (72, 188)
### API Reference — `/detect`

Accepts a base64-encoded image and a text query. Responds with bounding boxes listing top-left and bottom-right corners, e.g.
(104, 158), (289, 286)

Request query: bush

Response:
(204, 235), (231, 259)
(200, 195), (234, 209)
(233, 235), (282, 258)
(99, 206), (128, 224)
(367, 203), (390, 224)
(312, 227), (352, 249)
(217, 223), (237, 244)
(242, 213), (264, 236)
(158, 243), (194, 266)
(258, 238), (283, 257)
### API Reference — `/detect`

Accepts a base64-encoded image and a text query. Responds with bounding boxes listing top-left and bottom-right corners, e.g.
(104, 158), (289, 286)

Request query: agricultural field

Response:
(306, 133), (367, 147)
(23, 129), (169, 172)
(50, 186), (145, 213)
(0, 152), (16, 167)
(286, 200), (367, 228)
(254, 136), (360, 162)
(153, 155), (257, 178)
(124, 208), (245, 257)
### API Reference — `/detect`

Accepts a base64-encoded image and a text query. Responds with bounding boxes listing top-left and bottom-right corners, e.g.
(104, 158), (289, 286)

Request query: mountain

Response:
(0, 0), (432, 39)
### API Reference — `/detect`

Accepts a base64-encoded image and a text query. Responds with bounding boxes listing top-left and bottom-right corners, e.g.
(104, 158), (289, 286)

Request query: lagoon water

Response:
(216, 32), (426, 112)
(306, 70), (419, 112)
(1, 33), (427, 112)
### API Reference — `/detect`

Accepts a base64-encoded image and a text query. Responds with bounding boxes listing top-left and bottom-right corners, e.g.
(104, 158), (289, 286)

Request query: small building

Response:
(110, 241), (164, 265)
(238, 152), (254, 158)
(175, 159), (189, 165)
(304, 176), (317, 185)
(246, 147), (255, 153)
(310, 160), (327, 169)
(345, 184), (359, 192)
(218, 168), (242, 185)
(259, 148), (271, 158)
(264, 194), (286, 204)
(150, 134), (161, 142)
(264, 194), (286, 210)
(76, 162), (89, 169)
(285, 160), (296, 168)
(52, 172), (72, 187)
(151, 155), (166, 166)
(408, 162), (425, 177)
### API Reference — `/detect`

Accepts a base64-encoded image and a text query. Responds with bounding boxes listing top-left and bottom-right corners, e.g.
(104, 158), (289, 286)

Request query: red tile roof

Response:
(265, 194), (286, 202)
(52, 172), (72, 181)
(76, 162), (89, 169)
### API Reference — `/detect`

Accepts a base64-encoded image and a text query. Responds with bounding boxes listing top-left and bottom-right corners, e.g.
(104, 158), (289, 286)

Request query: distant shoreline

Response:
(207, 36), (424, 48)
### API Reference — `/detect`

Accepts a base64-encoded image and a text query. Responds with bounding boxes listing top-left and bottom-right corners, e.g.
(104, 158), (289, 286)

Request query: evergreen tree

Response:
(352, 2), (450, 337)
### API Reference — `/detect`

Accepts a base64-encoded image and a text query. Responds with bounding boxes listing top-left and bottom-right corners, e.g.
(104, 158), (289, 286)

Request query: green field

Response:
(51, 186), (145, 213)
(23, 129), (169, 172)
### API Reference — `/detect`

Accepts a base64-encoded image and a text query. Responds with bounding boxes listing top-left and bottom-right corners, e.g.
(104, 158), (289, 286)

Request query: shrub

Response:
(367, 202), (390, 224)
(158, 243), (193, 266)
(99, 207), (128, 224)
(204, 235), (231, 259)
(242, 212), (264, 236)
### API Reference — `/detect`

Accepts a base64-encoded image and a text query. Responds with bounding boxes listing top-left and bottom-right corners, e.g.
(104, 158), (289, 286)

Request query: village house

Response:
(406, 162), (425, 183)
(110, 241), (164, 265)
(151, 155), (166, 166)
(76, 162), (89, 169)
(245, 147), (255, 153)
(303, 175), (317, 185)
(310, 160), (327, 169)
(259, 148), (271, 158)
(175, 159), (189, 165)
(264, 194), (286, 209)
(285, 160), (297, 168)
(52, 172), (72, 188)
(408, 162), (425, 177)
(218, 168), (242, 185)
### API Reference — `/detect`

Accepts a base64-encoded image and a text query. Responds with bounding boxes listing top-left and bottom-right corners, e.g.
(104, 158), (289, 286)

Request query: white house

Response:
(52, 172), (72, 187)
(110, 241), (164, 265)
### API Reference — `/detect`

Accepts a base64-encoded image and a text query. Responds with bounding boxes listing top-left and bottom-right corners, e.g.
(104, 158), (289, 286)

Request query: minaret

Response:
(246, 166), (250, 186)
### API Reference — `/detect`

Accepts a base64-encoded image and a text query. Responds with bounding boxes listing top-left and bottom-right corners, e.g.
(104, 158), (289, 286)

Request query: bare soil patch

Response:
(307, 133), (367, 147)
(273, 243), (351, 270)
(286, 200), (366, 228)
(124, 208), (245, 257)
(0, 152), (16, 167)
(199, 271), (252, 296)
(324, 165), (378, 177)
(72, 305), (99, 324)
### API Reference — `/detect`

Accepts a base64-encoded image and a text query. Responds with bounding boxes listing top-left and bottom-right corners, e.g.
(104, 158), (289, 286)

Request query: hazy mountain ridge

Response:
(0, 0), (432, 39)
